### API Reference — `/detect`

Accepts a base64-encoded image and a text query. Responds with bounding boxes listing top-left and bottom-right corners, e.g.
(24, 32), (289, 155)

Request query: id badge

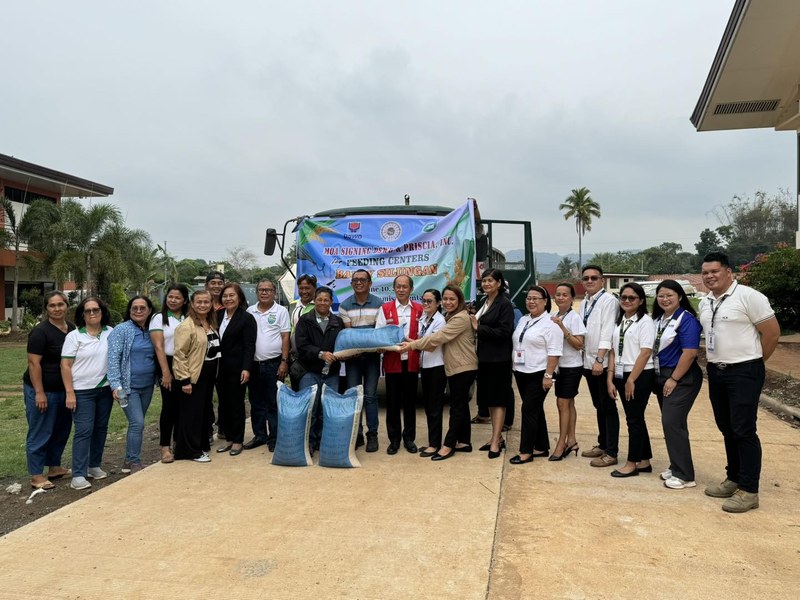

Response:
(514, 350), (526, 365)
(706, 330), (715, 354)
(614, 361), (624, 379)
(653, 356), (660, 376)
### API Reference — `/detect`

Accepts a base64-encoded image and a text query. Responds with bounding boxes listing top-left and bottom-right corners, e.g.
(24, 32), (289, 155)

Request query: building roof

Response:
(0, 153), (114, 198)
(691, 0), (800, 132)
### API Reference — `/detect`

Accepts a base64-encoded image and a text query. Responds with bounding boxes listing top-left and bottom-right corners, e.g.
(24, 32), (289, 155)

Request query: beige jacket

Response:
(173, 318), (209, 385)
(410, 310), (478, 377)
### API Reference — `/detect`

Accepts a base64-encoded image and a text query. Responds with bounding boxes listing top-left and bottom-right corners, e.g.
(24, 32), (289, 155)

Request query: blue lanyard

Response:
(583, 290), (605, 326)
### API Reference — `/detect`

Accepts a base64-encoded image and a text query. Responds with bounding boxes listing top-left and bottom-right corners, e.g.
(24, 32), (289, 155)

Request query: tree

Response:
(740, 244), (800, 331)
(226, 246), (258, 282)
(553, 256), (577, 279)
(559, 187), (601, 271)
(0, 197), (24, 330)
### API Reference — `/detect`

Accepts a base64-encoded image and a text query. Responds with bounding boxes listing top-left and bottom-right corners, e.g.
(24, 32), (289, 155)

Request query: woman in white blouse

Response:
(606, 283), (656, 478)
(417, 289), (447, 458)
(510, 286), (563, 464)
(549, 283), (586, 461)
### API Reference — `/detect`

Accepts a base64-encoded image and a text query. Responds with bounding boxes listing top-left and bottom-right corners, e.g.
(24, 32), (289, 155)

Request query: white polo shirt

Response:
(698, 281), (775, 364)
(610, 314), (655, 372)
(579, 290), (618, 369)
(376, 299), (415, 360)
(61, 326), (113, 390)
(419, 311), (446, 368)
(149, 312), (184, 356)
(248, 302), (291, 361)
(552, 310), (587, 368)
(512, 314), (563, 373)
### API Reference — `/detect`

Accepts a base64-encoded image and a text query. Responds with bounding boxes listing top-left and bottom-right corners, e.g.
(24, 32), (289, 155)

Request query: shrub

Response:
(740, 243), (800, 332)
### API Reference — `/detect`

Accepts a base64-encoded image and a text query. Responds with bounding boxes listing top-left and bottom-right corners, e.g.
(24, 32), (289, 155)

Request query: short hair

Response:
(555, 282), (577, 298)
(220, 282), (248, 308)
(393, 274), (413, 290)
(74, 297), (111, 328)
(42, 290), (69, 317)
(352, 269), (372, 282)
(481, 268), (508, 295)
(160, 284), (190, 327)
(315, 286), (334, 300)
(297, 274), (318, 287)
(616, 283), (648, 324)
(702, 251), (731, 268)
(188, 290), (219, 330)
(124, 295), (155, 327)
(442, 285), (467, 319)
(205, 271), (225, 283)
(257, 278), (276, 291)
(582, 264), (604, 276)
(422, 288), (442, 304)
(651, 280), (697, 320)
(527, 285), (552, 314)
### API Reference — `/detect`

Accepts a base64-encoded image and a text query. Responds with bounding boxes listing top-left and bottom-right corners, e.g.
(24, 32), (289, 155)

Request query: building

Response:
(0, 153), (113, 319)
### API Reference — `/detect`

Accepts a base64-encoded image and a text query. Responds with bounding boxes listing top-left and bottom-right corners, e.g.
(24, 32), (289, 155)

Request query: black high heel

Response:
(488, 439), (506, 459)
(562, 443), (579, 459)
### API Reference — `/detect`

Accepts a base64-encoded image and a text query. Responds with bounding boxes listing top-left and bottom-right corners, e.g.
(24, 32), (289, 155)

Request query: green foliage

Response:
(108, 282), (129, 321)
(559, 187), (601, 270)
(19, 288), (42, 316)
(740, 244), (800, 332)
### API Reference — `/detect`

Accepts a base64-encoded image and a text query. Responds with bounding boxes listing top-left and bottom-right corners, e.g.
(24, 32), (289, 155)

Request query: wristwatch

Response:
(544, 373), (554, 380)
(595, 356), (604, 364)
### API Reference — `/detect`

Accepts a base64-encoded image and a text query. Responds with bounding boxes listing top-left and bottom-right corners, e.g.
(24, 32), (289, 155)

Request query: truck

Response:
(264, 199), (536, 311)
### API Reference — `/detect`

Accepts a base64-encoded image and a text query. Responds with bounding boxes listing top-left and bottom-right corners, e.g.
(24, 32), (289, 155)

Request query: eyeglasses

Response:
(351, 278), (369, 284)
(619, 295), (640, 302)
(84, 308), (101, 315)
(421, 299), (435, 304)
(582, 275), (601, 282)
(526, 297), (545, 302)
(258, 288), (275, 293)
(131, 306), (149, 312)
(299, 274), (318, 284)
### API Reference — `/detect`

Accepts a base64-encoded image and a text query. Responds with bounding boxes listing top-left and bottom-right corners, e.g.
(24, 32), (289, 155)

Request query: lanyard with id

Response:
(514, 316), (544, 364)
(583, 290), (605, 326)
(652, 314), (675, 375)
(614, 318), (635, 379)
(706, 293), (730, 354)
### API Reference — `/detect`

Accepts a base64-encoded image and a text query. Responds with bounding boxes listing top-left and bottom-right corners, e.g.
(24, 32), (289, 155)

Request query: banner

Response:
(296, 201), (476, 305)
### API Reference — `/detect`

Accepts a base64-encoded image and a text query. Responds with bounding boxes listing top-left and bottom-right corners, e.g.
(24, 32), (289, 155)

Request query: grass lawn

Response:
(0, 345), (162, 479)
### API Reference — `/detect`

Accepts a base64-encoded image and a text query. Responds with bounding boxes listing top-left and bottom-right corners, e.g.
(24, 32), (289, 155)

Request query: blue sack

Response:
(333, 325), (405, 359)
(271, 382), (315, 467)
(318, 385), (364, 468)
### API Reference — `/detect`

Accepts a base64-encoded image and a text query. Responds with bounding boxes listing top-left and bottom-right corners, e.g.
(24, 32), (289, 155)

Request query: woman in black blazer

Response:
(471, 269), (515, 459)
(215, 283), (256, 456)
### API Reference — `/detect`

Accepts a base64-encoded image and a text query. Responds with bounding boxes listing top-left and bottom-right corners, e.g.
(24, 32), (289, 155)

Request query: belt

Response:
(708, 358), (762, 371)
(255, 356), (282, 364)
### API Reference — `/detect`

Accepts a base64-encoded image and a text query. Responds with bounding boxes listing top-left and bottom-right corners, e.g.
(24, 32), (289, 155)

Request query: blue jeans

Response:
(345, 353), (380, 435)
(24, 384), (72, 476)
(122, 386), (155, 464)
(72, 387), (114, 477)
(248, 358), (281, 444)
(299, 371), (339, 450)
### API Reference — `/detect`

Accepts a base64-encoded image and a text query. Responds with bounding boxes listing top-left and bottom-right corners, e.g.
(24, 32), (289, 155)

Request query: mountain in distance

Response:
(504, 250), (589, 275)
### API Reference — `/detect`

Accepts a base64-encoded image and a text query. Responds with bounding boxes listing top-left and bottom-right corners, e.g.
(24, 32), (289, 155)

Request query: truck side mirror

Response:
(264, 229), (278, 255)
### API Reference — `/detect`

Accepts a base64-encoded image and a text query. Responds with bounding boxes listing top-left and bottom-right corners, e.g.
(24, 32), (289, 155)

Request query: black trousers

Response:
(158, 355), (179, 447)
(583, 368), (620, 457)
(420, 365), (446, 448)
(175, 360), (216, 460)
(707, 359), (764, 493)
(514, 370), (551, 454)
(614, 369), (654, 463)
(217, 364), (248, 444)
(655, 362), (702, 481)
(385, 361), (418, 444)
(443, 370), (476, 448)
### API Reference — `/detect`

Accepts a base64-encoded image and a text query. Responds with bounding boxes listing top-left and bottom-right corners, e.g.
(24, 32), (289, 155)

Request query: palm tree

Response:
(559, 187), (601, 271)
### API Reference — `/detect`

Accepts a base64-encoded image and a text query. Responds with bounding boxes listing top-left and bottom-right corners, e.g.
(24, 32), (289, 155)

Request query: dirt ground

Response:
(1, 340), (798, 538)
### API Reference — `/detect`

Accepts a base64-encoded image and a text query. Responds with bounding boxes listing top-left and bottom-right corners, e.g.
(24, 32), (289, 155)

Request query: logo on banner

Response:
(380, 221), (402, 242)
(422, 222), (437, 233)
(344, 221), (363, 240)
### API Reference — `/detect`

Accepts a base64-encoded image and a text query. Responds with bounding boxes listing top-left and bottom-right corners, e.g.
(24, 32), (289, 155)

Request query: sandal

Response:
(470, 416), (491, 424)
(161, 448), (175, 464)
(31, 479), (55, 490)
(47, 468), (71, 480)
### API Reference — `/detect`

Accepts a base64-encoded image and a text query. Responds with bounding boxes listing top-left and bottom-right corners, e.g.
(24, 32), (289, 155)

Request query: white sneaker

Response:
(664, 476), (696, 490)
(87, 467), (107, 480)
(70, 476), (92, 490)
(660, 469), (672, 481)
(193, 454), (211, 463)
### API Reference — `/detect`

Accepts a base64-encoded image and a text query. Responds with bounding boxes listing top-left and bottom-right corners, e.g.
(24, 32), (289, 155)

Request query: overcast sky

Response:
(3, 1), (795, 265)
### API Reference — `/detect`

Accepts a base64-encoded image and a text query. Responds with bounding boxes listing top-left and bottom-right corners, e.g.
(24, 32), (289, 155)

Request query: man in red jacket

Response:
(376, 275), (423, 455)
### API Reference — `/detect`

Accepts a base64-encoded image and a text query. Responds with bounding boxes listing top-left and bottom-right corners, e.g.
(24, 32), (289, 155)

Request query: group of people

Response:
(23, 252), (778, 513)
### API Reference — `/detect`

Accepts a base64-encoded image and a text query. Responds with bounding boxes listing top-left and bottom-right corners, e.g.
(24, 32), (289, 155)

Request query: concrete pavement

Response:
(1, 380), (798, 599)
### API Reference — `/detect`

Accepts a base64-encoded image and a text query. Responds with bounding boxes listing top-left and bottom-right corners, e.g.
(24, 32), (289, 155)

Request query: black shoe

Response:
(610, 469), (639, 478)
(637, 465), (653, 473)
(531, 451), (550, 458)
(510, 454), (534, 464)
(479, 442), (492, 451)
(268, 443), (275, 453)
(355, 433), (365, 449)
(229, 446), (243, 456)
(488, 448), (503, 459)
(366, 432), (379, 453)
(419, 447), (439, 458)
(454, 444), (473, 453)
(431, 449), (455, 461)
(216, 444), (233, 453)
(387, 443), (400, 455)
(242, 438), (267, 450)
(404, 441), (418, 454)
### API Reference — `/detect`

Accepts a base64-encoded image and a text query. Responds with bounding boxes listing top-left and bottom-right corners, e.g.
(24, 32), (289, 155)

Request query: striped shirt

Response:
(338, 293), (383, 328)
